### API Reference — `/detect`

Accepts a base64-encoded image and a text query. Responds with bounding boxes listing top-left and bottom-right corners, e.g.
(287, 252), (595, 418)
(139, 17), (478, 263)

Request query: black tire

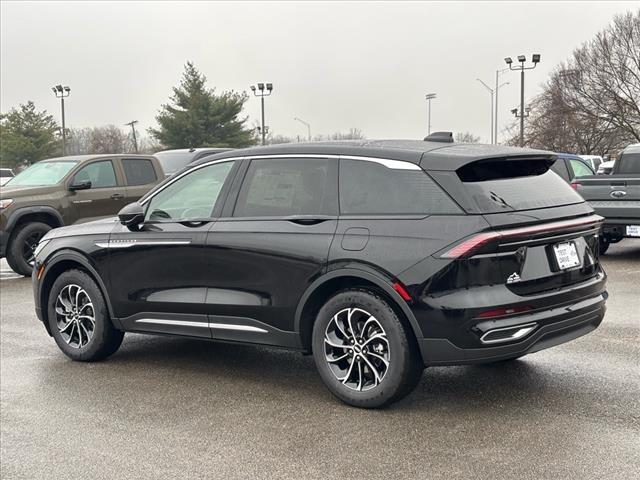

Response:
(599, 236), (610, 255)
(312, 289), (423, 408)
(47, 269), (124, 362)
(6, 222), (52, 276)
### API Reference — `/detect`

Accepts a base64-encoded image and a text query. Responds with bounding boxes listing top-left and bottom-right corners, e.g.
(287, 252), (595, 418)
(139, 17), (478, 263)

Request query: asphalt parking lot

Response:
(1, 243), (639, 480)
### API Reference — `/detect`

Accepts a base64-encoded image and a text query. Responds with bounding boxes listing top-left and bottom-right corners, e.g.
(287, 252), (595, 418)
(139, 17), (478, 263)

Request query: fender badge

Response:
(507, 272), (521, 284)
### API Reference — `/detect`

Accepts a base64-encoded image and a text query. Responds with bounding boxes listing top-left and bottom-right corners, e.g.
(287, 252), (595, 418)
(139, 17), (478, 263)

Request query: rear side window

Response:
(234, 158), (335, 217)
(550, 159), (569, 181)
(617, 153), (640, 174)
(339, 159), (461, 215)
(123, 159), (157, 186)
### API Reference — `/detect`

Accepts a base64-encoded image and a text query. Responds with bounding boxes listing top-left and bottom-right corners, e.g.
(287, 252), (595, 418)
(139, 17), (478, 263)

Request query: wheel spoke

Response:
(324, 306), (390, 392)
(65, 323), (76, 345)
(76, 322), (84, 346)
(78, 315), (95, 326)
(79, 322), (91, 346)
(59, 319), (75, 333)
(78, 303), (93, 313)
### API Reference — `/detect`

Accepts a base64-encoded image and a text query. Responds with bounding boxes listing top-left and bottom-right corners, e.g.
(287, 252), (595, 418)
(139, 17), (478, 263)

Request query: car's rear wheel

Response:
(6, 222), (52, 276)
(312, 289), (423, 408)
(47, 269), (124, 361)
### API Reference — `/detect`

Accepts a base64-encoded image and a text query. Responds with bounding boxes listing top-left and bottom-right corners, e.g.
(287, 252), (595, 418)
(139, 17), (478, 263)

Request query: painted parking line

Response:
(1, 269), (23, 281)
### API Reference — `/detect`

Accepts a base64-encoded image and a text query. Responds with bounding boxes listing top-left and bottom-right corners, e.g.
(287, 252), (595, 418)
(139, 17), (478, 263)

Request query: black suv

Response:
(32, 140), (607, 408)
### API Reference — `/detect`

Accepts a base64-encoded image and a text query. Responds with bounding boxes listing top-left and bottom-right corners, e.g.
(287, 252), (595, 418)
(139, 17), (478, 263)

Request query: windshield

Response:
(154, 151), (196, 175)
(6, 161), (78, 186)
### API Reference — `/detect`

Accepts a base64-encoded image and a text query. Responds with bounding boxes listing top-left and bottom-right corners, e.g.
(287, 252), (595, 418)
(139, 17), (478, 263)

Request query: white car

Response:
(0, 168), (14, 186)
(597, 160), (615, 175)
(579, 155), (603, 171)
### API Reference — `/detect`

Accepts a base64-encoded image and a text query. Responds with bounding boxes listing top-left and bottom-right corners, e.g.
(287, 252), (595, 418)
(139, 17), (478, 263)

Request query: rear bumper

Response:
(418, 292), (606, 365)
(602, 220), (640, 239)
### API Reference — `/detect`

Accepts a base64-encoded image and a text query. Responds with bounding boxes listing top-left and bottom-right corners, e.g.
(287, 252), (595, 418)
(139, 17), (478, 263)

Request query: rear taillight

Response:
(570, 182), (579, 190)
(439, 215), (603, 259)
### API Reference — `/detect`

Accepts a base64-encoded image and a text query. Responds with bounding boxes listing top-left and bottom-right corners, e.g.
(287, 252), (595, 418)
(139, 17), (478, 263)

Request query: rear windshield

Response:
(154, 151), (196, 175)
(617, 153), (640, 174)
(458, 161), (584, 213)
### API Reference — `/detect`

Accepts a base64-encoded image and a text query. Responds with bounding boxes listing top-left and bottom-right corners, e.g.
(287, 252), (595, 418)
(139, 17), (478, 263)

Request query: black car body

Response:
(33, 140), (607, 407)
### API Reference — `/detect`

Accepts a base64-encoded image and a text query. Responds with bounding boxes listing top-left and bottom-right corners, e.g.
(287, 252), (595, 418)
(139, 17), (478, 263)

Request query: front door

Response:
(66, 159), (126, 224)
(203, 156), (339, 345)
(106, 159), (240, 337)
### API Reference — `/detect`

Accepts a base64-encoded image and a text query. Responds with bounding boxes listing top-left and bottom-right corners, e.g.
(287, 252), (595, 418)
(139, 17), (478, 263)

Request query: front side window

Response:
(234, 158), (334, 217)
(123, 159), (157, 186)
(340, 159), (461, 215)
(6, 161), (78, 186)
(73, 160), (117, 188)
(145, 161), (234, 222)
(569, 159), (593, 178)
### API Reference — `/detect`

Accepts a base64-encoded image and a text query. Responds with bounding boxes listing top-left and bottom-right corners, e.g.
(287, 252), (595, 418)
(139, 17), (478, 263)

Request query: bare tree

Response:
(455, 131), (481, 143)
(558, 10), (640, 142)
(67, 125), (139, 155)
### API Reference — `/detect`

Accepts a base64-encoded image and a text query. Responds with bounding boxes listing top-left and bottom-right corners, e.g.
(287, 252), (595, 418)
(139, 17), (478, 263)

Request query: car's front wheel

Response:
(6, 222), (52, 276)
(312, 289), (423, 408)
(47, 269), (124, 361)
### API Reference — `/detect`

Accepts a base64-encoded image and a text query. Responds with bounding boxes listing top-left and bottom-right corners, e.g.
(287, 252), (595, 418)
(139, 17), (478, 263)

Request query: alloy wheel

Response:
(324, 307), (390, 391)
(54, 284), (95, 349)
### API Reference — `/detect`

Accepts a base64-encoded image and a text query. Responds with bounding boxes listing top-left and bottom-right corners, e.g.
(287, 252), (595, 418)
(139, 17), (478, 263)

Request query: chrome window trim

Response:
(140, 154), (420, 205)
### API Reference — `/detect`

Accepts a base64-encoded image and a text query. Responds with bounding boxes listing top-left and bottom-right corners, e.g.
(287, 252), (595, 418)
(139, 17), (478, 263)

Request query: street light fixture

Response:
(294, 117), (311, 142)
(52, 84), (71, 156)
(124, 120), (139, 153)
(251, 82), (273, 145)
(505, 53), (541, 147)
(476, 78), (508, 144)
(425, 93), (436, 135)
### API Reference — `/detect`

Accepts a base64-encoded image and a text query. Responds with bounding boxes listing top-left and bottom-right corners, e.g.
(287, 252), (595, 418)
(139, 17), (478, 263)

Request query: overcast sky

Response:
(1, 1), (636, 144)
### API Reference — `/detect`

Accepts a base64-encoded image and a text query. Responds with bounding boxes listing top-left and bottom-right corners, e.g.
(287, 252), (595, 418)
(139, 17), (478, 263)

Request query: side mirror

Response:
(118, 202), (145, 230)
(69, 180), (92, 191)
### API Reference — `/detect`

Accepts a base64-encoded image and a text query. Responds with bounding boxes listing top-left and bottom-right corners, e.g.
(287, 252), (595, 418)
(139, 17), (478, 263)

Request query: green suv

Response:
(0, 154), (163, 275)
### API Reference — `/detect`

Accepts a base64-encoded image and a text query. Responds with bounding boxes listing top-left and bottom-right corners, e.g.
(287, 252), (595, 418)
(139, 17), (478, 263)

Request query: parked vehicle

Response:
(33, 140), (607, 408)
(154, 148), (233, 176)
(579, 155), (603, 172)
(597, 160), (615, 175)
(574, 143), (640, 253)
(0, 154), (163, 276)
(550, 153), (595, 183)
(0, 168), (14, 186)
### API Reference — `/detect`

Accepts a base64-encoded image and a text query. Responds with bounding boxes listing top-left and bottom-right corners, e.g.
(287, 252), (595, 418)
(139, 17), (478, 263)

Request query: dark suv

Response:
(32, 140), (607, 408)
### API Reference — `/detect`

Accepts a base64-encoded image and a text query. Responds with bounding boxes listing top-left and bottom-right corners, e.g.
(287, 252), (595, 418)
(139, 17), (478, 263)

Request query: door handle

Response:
(111, 193), (124, 200)
(286, 215), (333, 225)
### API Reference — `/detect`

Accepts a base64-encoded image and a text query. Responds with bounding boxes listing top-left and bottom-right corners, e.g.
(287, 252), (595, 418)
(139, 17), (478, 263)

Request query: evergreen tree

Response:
(0, 101), (60, 168)
(150, 62), (256, 148)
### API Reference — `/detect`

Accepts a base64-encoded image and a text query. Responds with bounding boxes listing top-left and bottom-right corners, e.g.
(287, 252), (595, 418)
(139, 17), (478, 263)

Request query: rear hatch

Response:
(575, 176), (640, 220)
(435, 156), (602, 296)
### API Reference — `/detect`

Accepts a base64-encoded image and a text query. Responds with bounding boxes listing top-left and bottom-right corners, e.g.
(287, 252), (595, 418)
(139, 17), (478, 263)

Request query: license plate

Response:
(553, 242), (581, 270)
(626, 225), (640, 237)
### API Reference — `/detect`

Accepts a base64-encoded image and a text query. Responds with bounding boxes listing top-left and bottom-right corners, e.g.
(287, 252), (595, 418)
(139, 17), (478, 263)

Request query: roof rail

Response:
(424, 131), (453, 143)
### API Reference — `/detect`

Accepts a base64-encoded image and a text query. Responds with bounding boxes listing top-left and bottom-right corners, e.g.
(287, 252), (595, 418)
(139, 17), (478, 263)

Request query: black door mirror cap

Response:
(69, 180), (92, 191)
(118, 202), (145, 230)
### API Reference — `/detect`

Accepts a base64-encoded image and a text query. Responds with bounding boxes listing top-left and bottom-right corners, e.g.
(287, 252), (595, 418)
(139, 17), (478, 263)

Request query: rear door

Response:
(66, 159), (126, 224)
(203, 156), (338, 340)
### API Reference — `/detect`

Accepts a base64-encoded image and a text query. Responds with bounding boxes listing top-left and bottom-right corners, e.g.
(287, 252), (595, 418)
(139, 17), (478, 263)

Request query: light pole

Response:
(250, 83), (273, 145)
(425, 93), (436, 135)
(125, 120), (139, 153)
(505, 54), (540, 147)
(52, 84), (71, 155)
(294, 117), (311, 141)
(476, 77), (509, 144)
(494, 68), (510, 144)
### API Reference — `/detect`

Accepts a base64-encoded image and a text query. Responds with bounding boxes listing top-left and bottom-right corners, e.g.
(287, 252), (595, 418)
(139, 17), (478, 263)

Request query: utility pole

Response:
(294, 117), (311, 141)
(125, 120), (139, 153)
(494, 68), (510, 144)
(425, 93), (436, 135)
(505, 54), (540, 147)
(250, 83), (273, 145)
(52, 85), (71, 155)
